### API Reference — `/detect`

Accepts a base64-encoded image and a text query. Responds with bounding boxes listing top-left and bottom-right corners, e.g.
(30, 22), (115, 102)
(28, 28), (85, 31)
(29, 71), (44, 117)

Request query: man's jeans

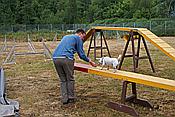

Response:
(53, 58), (75, 103)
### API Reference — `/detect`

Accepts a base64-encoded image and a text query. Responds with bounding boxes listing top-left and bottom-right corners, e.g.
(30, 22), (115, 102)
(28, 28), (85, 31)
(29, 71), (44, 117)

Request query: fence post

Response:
(149, 21), (152, 30)
(25, 25), (27, 32)
(50, 24), (52, 32)
(11, 25), (14, 32)
(37, 24), (40, 31)
(62, 24), (64, 31)
(165, 21), (167, 35)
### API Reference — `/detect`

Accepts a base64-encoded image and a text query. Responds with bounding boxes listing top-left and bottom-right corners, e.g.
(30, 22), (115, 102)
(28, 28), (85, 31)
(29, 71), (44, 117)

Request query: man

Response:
(52, 29), (96, 105)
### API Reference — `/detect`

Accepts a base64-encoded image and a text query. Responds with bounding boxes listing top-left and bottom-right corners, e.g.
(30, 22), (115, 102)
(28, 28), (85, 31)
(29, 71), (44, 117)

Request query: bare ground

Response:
(1, 36), (175, 117)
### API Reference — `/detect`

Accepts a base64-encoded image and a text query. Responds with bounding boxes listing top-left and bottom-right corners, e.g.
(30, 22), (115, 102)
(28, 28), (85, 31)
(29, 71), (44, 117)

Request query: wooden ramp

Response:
(74, 63), (175, 91)
(137, 28), (175, 62)
(85, 26), (175, 62)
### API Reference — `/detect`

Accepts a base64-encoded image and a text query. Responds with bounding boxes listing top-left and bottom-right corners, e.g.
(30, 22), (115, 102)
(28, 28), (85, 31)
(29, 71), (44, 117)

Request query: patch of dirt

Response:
(1, 36), (175, 117)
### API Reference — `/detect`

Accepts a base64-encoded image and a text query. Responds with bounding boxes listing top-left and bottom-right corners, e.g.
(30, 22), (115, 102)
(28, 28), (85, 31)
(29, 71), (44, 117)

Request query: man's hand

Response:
(89, 60), (97, 67)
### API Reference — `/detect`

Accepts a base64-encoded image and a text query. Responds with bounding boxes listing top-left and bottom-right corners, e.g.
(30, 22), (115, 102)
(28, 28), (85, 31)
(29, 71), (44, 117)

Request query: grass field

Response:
(1, 36), (175, 117)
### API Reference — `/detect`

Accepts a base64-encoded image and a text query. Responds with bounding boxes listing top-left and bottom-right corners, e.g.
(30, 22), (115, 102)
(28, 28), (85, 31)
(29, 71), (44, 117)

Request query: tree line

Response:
(0, 0), (175, 25)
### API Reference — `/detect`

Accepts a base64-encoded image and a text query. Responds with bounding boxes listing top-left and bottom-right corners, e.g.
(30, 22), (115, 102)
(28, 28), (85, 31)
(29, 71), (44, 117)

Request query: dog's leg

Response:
(101, 60), (105, 70)
(112, 63), (117, 72)
(107, 65), (109, 70)
(113, 68), (117, 73)
(100, 65), (104, 70)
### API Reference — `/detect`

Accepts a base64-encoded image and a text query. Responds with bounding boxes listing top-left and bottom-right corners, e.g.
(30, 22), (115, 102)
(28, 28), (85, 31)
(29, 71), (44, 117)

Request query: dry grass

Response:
(1, 36), (175, 117)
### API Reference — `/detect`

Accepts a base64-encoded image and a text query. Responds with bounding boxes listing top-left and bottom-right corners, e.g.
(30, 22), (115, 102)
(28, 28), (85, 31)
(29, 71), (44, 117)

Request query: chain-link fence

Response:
(0, 20), (175, 36)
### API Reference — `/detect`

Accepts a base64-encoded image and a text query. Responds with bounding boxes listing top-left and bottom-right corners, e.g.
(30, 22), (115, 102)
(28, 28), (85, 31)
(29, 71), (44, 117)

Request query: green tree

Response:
(0, 0), (17, 24)
(64, 0), (77, 24)
(131, 0), (156, 19)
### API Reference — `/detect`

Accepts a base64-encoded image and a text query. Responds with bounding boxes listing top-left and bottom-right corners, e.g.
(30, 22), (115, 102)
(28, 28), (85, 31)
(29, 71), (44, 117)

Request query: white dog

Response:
(97, 55), (122, 72)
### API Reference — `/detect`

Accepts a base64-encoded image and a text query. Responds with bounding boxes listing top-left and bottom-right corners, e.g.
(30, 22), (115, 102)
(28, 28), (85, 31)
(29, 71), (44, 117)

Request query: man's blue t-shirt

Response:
(52, 34), (89, 62)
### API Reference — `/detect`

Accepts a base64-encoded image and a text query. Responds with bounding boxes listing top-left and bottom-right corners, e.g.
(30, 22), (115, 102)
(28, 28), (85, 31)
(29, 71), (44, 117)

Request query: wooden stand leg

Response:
(118, 35), (131, 70)
(107, 81), (153, 117)
(87, 30), (111, 60)
(136, 36), (141, 68)
(102, 32), (111, 57)
(141, 37), (155, 72)
(118, 31), (155, 72)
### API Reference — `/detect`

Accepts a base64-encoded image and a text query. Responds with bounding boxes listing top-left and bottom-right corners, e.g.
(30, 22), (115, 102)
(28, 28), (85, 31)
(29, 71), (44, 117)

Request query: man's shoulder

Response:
(63, 34), (79, 39)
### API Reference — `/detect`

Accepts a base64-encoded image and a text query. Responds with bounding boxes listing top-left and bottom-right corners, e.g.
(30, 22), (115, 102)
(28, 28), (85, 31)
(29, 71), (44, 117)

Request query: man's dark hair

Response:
(76, 29), (86, 34)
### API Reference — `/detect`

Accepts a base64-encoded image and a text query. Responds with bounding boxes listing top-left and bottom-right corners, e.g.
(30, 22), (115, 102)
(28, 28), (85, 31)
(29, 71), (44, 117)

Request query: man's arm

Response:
(76, 40), (96, 67)
(76, 40), (90, 62)
(89, 59), (97, 67)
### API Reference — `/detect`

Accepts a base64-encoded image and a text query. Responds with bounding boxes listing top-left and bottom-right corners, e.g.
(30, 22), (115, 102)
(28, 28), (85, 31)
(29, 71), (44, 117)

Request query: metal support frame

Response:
(27, 34), (37, 53)
(43, 40), (52, 60)
(0, 35), (7, 53)
(0, 34), (53, 65)
(3, 45), (16, 65)
(51, 33), (58, 46)
(0, 68), (19, 116)
(87, 29), (111, 60)
(118, 30), (155, 72)
(15, 35), (46, 56)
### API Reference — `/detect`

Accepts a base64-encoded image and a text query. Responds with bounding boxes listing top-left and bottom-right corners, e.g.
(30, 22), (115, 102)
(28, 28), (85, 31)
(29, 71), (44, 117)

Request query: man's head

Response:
(75, 29), (86, 41)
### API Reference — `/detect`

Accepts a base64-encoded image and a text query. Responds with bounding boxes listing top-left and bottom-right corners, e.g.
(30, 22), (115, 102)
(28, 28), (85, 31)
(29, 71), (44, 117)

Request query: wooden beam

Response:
(74, 63), (175, 91)
(93, 26), (133, 32)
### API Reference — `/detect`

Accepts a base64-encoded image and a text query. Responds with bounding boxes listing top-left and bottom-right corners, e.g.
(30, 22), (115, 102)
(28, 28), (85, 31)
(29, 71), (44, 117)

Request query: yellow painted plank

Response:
(142, 35), (159, 39)
(138, 30), (175, 61)
(85, 29), (95, 41)
(137, 28), (148, 31)
(141, 31), (154, 34)
(140, 30), (155, 34)
(93, 26), (133, 32)
(88, 67), (175, 91)
(147, 36), (166, 43)
(142, 36), (163, 45)
(157, 43), (173, 48)
(145, 37), (160, 40)
(156, 48), (175, 61)
(143, 33), (157, 38)
(150, 39), (166, 43)
(142, 30), (154, 35)
(163, 47), (175, 53)
(170, 53), (175, 57)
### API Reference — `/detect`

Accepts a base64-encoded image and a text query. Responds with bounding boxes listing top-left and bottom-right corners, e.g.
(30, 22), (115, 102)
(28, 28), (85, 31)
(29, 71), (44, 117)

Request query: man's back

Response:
(52, 34), (89, 62)
(53, 35), (80, 60)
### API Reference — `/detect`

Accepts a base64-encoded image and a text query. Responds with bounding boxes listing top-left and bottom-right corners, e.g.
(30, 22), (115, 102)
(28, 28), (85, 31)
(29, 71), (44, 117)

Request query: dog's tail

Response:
(115, 55), (122, 69)
(118, 54), (122, 62)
